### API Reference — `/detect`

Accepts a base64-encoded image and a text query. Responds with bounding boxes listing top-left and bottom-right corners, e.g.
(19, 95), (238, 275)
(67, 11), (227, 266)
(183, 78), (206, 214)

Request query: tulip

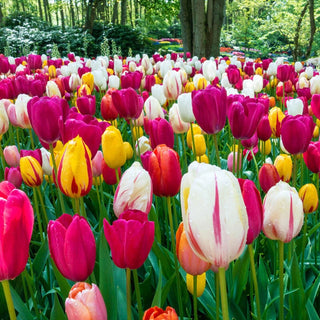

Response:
(56, 136), (92, 198)
(101, 161), (121, 185)
(277, 64), (293, 82)
(303, 141), (320, 173)
(46, 79), (63, 97)
(48, 214), (96, 281)
(202, 60), (216, 82)
(92, 69), (107, 91)
(7, 93), (32, 129)
(177, 92), (195, 123)
(76, 95), (96, 116)
(20, 156), (43, 187)
(81, 72), (94, 93)
(274, 154), (292, 182)
(65, 282), (108, 320)
(101, 88), (119, 121)
(268, 107), (285, 138)
(40, 147), (53, 176)
(192, 134), (206, 157)
(299, 183), (319, 214)
(263, 181), (303, 242)
(186, 124), (202, 149)
(186, 273), (206, 297)
(181, 162), (248, 269)
(193, 74), (207, 90)
(144, 144), (182, 197)
(143, 306), (178, 320)
(103, 210), (154, 269)
(176, 222), (210, 275)
(0, 99), (9, 135)
(113, 162), (153, 217)
(280, 115), (314, 154)
(257, 115), (272, 141)
(112, 87), (143, 120)
(144, 96), (164, 120)
(3, 145), (20, 167)
(163, 70), (182, 100)
(27, 54), (42, 70)
(27, 96), (70, 145)
(108, 75), (120, 89)
(0, 185), (34, 280)
(286, 98), (304, 116)
(5, 167), (22, 188)
(69, 73), (81, 91)
(310, 75), (320, 94)
(151, 84), (167, 106)
(226, 64), (240, 85)
(123, 141), (133, 160)
(192, 86), (227, 134)
(168, 103), (190, 134)
(311, 94), (320, 120)
(258, 163), (281, 193)
(101, 126), (126, 169)
(120, 71), (143, 90)
(253, 75), (263, 93)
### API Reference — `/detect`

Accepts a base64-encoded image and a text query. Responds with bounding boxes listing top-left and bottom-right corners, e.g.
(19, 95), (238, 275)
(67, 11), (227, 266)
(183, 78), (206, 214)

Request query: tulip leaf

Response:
(9, 285), (34, 320)
(50, 259), (71, 301)
(149, 204), (161, 243)
(151, 262), (163, 307)
(232, 246), (250, 304)
(306, 273), (320, 303)
(306, 299), (320, 320)
(50, 293), (67, 320)
(33, 237), (49, 278)
(289, 253), (306, 320)
(229, 298), (247, 320)
(160, 272), (176, 307)
(198, 287), (216, 320)
(257, 256), (269, 312)
(98, 232), (117, 320)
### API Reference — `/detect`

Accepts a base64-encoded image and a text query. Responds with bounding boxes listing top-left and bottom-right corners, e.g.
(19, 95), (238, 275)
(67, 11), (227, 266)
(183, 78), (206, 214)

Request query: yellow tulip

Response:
(123, 141), (133, 160)
(20, 156), (43, 187)
(299, 183), (319, 214)
(197, 154), (209, 163)
(268, 107), (285, 138)
(192, 134), (206, 156)
(186, 123), (202, 149)
(255, 67), (263, 75)
(102, 126), (126, 169)
(186, 273), (206, 297)
(313, 125), (319, 139)
(77, 84), (91, 97)
(259, 139), (271, 155)
(132, 126), (143, 141)
(81, 72), (94, 92)
(274, 154), (292, 183)
(56, 136), (92, 198)
(154, 75), (162, 85)
(184, 81), (196, 93)
(48, 65), (57, 79)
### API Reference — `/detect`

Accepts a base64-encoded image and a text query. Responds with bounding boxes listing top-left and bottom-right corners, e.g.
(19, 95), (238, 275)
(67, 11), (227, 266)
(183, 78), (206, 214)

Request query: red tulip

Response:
(103, 210), (154, 269)
(47, 214), (96, 282)
(311, 94), (320, 120)
(101, 89), (119, 121)
(280, 115), (314, 154)
(0, 183), (34, 280)
(101, 161), (121, 185)
(192, 86), (227, 134)
(258, 163), (281, 193)
(238, 179), (263, 244)
(145, 144), (182, 197)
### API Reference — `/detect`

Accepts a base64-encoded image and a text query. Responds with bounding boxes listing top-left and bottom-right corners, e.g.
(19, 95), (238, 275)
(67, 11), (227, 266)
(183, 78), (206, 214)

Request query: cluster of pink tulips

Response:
(0, 50), (320, 320)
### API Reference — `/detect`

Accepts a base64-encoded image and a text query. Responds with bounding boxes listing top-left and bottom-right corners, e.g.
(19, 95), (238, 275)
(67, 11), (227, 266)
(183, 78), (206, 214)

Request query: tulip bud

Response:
(303, 141), (320, 173)
(143, 306), (178, 320)
(81, 72), (94, 92)
(48, 214), (96, 281)
(259, 139), (271, 155)
(263, 181), (304, 242)
(169, 103), (190, 134)
(299, 183), (319, 214)
(163, 70), (182, 100)
(101, 126), (126, 169)
(65, 282), (108, 320)
(5, 167), (22, 188)
(186, 273), (206, 297)
(178, 92), (195, 123)
(186, 124), (202, 149)
(258, 163), (281, 193)
(20, 156), (43, 187)
(3, 145), (20, 167)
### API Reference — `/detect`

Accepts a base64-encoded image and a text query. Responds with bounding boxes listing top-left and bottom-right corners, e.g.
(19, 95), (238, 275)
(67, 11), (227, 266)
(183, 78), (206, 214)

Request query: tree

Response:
(180, 0), (226, 58)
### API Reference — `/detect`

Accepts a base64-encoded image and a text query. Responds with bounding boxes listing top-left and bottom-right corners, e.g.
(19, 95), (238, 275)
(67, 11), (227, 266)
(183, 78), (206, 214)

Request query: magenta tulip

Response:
(120, 71), (143, 90)
(27, 96), (70, 145)
(47, 214), (96, 282)
(76, 95), (96, 116)
(0, 184), (34, 280)
(5, 167), (22, 188)
(277, 64), (294, 82)
(103, 210), (154, 269)
(192, 86), (227, 134)
(226, 65), (240, 85)
(257, 115), (272, 141)
(311, 94), (320, 120)
(238, 179), (263, 244)
(303, 141), (320, 173)
(280, 115), (314, 154)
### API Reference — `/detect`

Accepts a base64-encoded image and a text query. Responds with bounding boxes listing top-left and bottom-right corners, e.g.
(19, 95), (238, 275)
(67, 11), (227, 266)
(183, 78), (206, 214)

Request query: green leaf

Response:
(306, 273), (320, 303)
(257, 256), (269, 313)
(98, 232), (117, 320)
(151, 262), (163, 307)
(50, 293), (67, 320)
(33, 237), (49, 278)
(10, 285), (33, 320)
(306, 299), (320, 320)
(149, 204), (161, 243)
(51, 259), (71, 301)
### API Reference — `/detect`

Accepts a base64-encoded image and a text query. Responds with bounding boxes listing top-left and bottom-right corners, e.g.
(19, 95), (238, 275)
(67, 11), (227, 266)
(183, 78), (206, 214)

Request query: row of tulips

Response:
(0, 50), (320, 320)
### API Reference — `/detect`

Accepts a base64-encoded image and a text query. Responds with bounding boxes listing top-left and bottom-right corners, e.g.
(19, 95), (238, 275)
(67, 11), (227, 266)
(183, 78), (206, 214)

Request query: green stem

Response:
(1, 280), (16, 320)
(218, 267), (229, 320)
(115, 168), (120, 185)
(190, 123), (197, 161)
(33, 187), (44, 242)
(279, 240), (284, 320)
(132, 269), (143, 320)
(49, 143), (65, 213)
(248, 244), (261, 320)
(180, 133), (188, 172)
(80, 197), (87, 219)
(215, 273), (220, 320)
(193, 275), (198, 320)
(251, 149), (260, 190)
(213, 134), (221, 167)
(23, 269), (40, 317)
(167, 196), (183, 317)
(126, 268), (132, 320)
(74, 197), (80, 215)
(129, 120), (137, 161)
(36, 186), (49, 227)
(316, 174), (319, 267)
(29, 128), (35, 149)
(301, 214), (308, 282)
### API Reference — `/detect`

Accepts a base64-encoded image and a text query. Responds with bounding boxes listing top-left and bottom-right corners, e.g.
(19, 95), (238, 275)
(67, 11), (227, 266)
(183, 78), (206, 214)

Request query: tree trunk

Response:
(180, 0), (193, 57)
(121, 0), (127, 25)
(0, 4), (3, 26)
(38, 0), (43, 20)
(293, 2), (308, 61)
(134, 0), (139, 21)
(59, 1), (65, 31)
(69, 0), (75, 26)
(306, 0), (315, 59)
(192, 0), (206, 56)
(112, 0), (119, 24)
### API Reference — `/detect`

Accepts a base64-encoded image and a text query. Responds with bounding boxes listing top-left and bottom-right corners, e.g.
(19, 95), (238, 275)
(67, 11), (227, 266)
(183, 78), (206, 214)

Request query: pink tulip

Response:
(0, 183), (34, 280)
(103, 210), (154, 269)
(47, 214), (96, 282)
(277, 64), (294, 82)
(65, 282), (107, 320)
(3, 145), (20, 167)
(5, 167), (22, 188)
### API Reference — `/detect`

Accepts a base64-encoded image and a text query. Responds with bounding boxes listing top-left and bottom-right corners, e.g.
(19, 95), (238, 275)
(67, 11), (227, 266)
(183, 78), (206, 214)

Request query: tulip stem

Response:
(129, 121), (137, 161)
(1, 280), (16, 320)
(179, 133), (188, 172)
(250, 149), (260, 191)
(193, 275), (198, 320)
(49, 143), (66, 213)
(248, 244), (261, 320)
(29, 128), (35, 149)
(0, 143), (5, 180)
(167, 196), (183, 317)
(190, 123), (197, 161)
(279, 240), (284, 320)
(301, 214), (308, 282)
(218, 267), (229, 320)
(115, 168), (120, 184)
(80, 197), (87, 218)
(215, 273), (220, 320)
(36, 186), (49, 227)
(126, 268), (132, 320)
(132, 269), (143, 320)
(213, 134), (221, 167)
(33, 187), (44, 242)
